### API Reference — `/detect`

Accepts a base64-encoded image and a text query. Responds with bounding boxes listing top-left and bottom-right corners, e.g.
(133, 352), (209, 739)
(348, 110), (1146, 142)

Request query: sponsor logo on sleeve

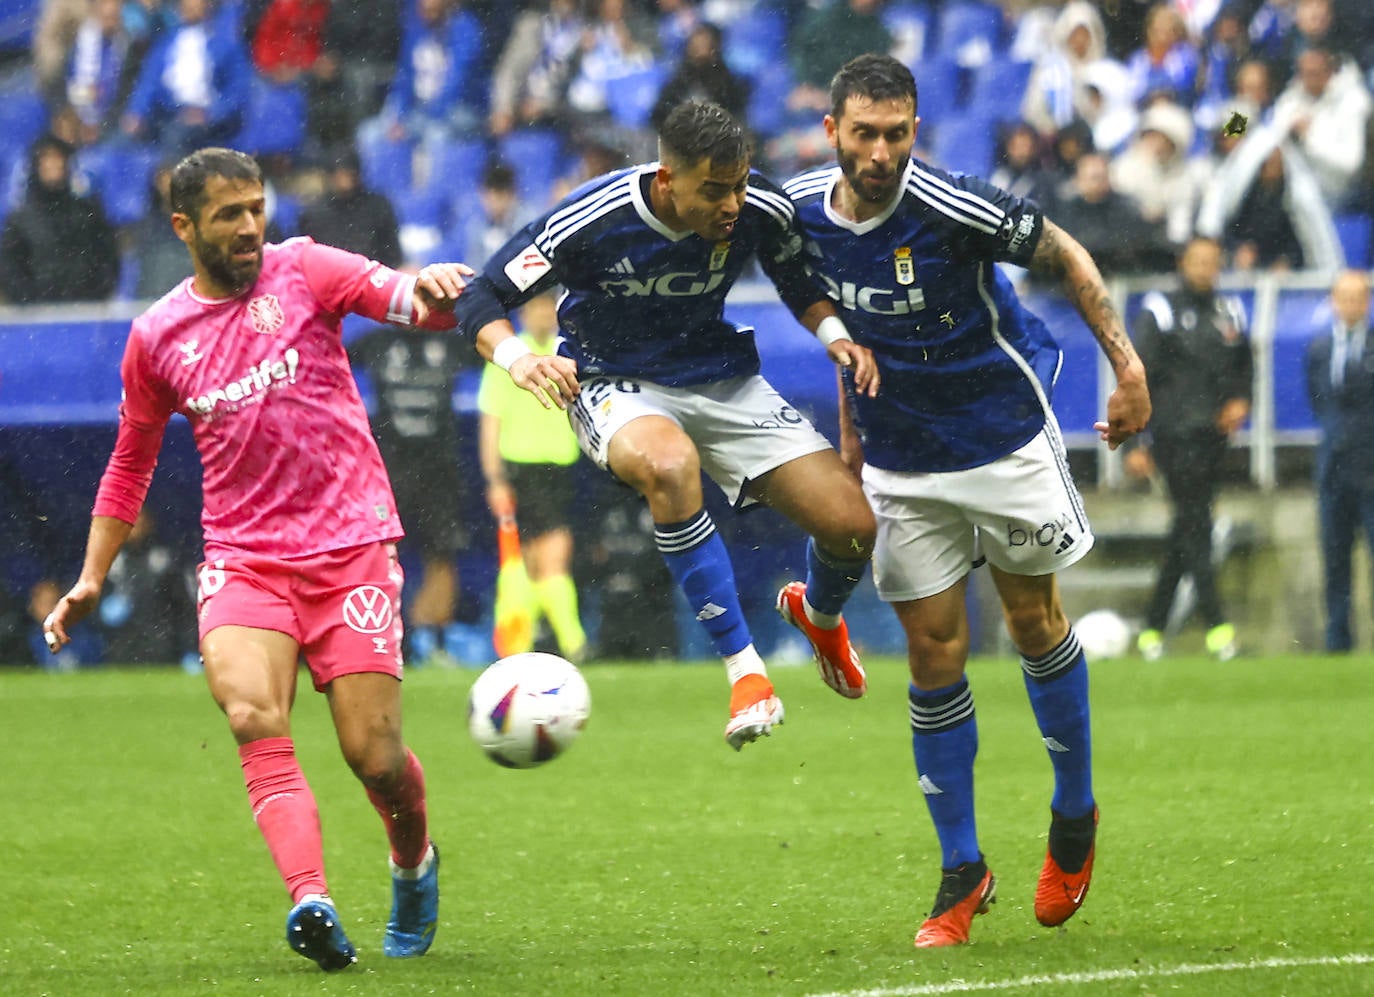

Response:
(504, 244), (552, 291)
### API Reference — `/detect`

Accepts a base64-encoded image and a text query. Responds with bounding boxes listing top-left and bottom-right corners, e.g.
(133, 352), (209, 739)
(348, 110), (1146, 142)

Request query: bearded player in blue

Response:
(453, 101), (880, 750)
(785, 54), (1152, 946)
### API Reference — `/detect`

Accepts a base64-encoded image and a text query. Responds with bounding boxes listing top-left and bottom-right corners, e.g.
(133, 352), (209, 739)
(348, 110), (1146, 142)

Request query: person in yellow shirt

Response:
(477, 290), (587, 661)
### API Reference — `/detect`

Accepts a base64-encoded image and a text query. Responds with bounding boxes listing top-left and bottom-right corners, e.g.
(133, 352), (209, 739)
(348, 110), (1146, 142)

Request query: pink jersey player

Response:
(43, 148), (474, 972)
(94, 236), (444, 559)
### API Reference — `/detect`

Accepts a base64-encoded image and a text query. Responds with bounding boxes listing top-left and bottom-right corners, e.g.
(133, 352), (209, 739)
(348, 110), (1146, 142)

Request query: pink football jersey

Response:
(94, 238), (455, 560)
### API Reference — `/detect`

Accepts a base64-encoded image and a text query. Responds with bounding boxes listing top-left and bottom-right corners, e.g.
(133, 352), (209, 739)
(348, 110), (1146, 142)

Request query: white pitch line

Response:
(806, 953), (1374, 997)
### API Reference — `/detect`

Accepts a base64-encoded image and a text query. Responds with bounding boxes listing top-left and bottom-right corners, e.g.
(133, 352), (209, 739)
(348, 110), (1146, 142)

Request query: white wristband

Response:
(492, 336), (532, 371)
(816, 315), (852, 347)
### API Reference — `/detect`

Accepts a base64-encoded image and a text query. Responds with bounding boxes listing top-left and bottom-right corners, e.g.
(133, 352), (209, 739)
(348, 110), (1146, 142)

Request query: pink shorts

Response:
(196, 542), (406, 691)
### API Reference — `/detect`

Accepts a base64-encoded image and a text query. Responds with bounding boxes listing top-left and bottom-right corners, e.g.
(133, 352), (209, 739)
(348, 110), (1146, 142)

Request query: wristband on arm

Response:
(816, 315), (853, 346)
(492, 336), (532, 371)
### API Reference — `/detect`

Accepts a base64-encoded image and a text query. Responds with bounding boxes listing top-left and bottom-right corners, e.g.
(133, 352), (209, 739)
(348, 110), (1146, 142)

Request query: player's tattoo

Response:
(1033, 219), (1137, 374)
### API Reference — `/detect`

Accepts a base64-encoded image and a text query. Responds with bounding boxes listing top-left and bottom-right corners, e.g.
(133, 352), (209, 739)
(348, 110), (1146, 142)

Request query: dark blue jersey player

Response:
(453, 101), (879, 750)
(784, 55), (1151, 947)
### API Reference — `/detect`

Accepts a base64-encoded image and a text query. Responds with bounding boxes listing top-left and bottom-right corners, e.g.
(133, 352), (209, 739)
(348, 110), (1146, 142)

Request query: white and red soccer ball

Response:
(467, 652), (591, 768)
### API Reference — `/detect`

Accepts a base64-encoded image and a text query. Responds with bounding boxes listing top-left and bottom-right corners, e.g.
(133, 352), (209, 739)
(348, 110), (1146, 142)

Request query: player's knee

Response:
(345, 739), (407, 789)
(1003, 601), (1063, 653)
(222, 700), (289, 743)
(622, 442), (699, 497)
(906, 628), (968, 687)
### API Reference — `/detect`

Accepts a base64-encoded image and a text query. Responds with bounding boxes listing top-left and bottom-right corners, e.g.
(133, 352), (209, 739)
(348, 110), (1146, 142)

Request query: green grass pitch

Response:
(3, 653), (1372, 996)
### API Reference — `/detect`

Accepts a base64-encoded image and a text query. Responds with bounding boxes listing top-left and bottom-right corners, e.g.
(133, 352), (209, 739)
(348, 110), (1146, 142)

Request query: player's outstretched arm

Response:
(43, 515), (134, 653)
(473, 319), (579, 410)
(1030, 218), (1151, 449)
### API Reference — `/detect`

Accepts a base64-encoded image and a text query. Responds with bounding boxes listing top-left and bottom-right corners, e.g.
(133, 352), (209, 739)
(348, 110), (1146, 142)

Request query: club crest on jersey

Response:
(709, 241), (730, 271)
(247, 293), (285, 335)
(894, 247), (915, 285)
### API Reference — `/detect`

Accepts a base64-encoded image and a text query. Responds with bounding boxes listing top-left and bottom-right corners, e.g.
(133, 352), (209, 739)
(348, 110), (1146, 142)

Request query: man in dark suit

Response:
(1305, 269), (1374, 652)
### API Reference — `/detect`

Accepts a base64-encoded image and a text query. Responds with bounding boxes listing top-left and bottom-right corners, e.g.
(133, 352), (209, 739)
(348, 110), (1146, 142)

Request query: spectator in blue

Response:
(63, 0), (141, 145)
(0, 134), (119, 304)
(1125, 3), (1201, 107)
(120, 0), (251, 155)
(1305, 269), (1374, 653)
(487, 0), (586, 138)
(362, 0), (486, 147)
(655, 0), (702, 63)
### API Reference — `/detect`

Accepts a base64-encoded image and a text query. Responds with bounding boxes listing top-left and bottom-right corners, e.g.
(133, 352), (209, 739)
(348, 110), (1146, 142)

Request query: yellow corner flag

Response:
(492, 516), (536, 657)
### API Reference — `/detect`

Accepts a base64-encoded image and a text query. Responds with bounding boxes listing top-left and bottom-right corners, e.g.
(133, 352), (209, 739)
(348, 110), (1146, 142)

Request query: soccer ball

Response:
(1074, 609), (1132, 660)
(467, 652), (591, 768)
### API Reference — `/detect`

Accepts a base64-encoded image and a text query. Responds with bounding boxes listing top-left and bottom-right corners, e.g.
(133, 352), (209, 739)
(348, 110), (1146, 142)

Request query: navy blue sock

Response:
(909, 678), (980, 869)
(655, 510), (752, 656)
(805, 537), (869, 617)
(1021, 628), (1094, 818)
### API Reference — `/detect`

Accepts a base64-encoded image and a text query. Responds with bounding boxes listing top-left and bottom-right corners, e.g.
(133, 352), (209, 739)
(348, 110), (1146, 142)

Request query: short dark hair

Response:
(169, 147), (262, 219)
(830, 53), (919, 120)
(658, 100), (751, 171)
(483, 160), (517, 192)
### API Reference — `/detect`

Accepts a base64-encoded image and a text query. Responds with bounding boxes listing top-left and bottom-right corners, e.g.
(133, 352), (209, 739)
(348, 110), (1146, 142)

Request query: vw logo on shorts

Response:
(342, 585), (393, 634)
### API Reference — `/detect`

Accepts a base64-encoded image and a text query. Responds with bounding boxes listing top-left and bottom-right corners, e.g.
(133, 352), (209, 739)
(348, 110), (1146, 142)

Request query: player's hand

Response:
(42, 580), (101, 654)
(1096, 376), (1151, 450)
(487, 481), (516, 520)
(827, 340), (880, 397)
(413, 262), (475, 319)
(509, 353), (580, 410)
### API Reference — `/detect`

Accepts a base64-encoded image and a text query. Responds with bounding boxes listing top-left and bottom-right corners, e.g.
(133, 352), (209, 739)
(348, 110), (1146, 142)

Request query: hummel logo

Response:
(1044, 736), (1070, 753)
(1054, 532), (1075, 554)
(179, 339), (203, 365)
(696, 602), (726, 621)
(611, 256), (635, 275)
(918, 774), (943, 795)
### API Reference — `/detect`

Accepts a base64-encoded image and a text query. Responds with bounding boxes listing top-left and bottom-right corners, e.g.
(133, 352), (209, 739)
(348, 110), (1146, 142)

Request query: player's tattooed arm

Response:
(1030, 217), (1152, 448)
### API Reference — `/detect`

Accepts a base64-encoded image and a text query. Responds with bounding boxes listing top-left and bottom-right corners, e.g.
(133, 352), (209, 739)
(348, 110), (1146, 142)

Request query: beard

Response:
(194, 230), (262, 293)
(836, 139), (907, 205)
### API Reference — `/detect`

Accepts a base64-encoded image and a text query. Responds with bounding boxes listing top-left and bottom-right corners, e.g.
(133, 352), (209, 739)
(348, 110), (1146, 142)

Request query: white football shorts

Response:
(569, 374), (834, 507)
(862, 423), (1094, 602)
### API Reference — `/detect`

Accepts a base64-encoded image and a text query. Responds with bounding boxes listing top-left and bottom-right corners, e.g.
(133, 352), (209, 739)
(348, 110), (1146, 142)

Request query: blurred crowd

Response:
(0, 0), (1369, 305)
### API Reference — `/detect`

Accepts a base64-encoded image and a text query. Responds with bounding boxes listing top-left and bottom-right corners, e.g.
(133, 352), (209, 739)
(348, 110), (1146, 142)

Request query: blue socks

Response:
(805, 537), (868, 617)
(909, 678), (980, 869)
(655, 510), (752, 656)
(1021, 628), (1094, 818)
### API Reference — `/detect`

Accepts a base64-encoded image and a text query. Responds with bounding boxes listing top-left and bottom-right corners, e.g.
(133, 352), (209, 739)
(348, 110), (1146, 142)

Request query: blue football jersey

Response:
(458, 164), (824, 386)
(786, 158), (1063, 472)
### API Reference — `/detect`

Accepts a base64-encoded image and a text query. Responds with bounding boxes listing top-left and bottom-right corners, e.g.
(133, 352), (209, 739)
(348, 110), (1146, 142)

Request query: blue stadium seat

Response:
(930, 116), (995, 176)
(358, 134), (414, 193)
(605, 63), (668, 130)
(884, 1), (933, 69)
(746, 61), (796, 139)
(723, 6), (788, 79)
(428, 137), (489, 192)
(969, 60), (1033, 124)
(235, 77), (307, 157)
(498, 128), (564, 208)
(937, 0), (1006, 69)
(913, 55), (962, 124)
(0, 71), (47, 164)
(83, 143), (160, 227)
(1334, 212), (1372, 267)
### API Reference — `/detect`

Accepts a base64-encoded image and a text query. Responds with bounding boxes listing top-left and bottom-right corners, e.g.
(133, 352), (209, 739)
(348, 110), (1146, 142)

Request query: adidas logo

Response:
(1054, 532), (1075, 554)
(918, 774), (943, 796)
(611, 256), (635, 275)
(1043, 736), (1070, 753)
(696, 602), (726, 621)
